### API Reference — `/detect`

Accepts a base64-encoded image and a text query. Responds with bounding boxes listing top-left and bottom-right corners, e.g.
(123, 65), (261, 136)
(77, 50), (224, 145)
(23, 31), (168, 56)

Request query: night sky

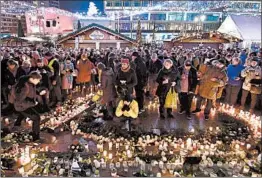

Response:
(60, 0), (104, 13)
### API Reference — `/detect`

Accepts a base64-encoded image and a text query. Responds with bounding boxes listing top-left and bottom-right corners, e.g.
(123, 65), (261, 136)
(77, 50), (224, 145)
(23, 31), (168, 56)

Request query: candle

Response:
(103, 150), (107, 157)
(28, 120), (33, 127)
(4, 118), (9, 125)
(85, 144), (89, 152)
(108, 142), (112, 151)
(246, 144), (251, 150)
(108, 153), (113, 159)
(45, 146), (49, 152)
(235, 144), (240, 150)
(127, 150), (132, 158)
(116, 143), (119, 150)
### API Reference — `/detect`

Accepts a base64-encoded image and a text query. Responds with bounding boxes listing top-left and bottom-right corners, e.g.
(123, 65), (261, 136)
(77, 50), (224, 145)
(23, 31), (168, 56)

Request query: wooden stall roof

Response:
(172, 32), (242, 44)
(57, 23), (136, 44)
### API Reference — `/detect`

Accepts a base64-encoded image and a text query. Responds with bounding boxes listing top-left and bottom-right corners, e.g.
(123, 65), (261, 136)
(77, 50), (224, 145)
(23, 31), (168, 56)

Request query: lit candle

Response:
(235, 144), (240, 150)
(127, 150), (132, 158)
(108, 142), (112, 151)
(4, 118), (9, 125)
(108, 153), (113, 159)
(28, 120), (33, 127)
(209, 127), (213, 132)
(45, 146), (49, 152)
(85, 144), (89, 152)
(246, 144), (251, 150)
(103, 150), (107, 157)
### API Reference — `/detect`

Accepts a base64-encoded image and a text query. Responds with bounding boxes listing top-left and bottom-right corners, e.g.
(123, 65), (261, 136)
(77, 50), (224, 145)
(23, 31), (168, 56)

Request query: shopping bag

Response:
(164, 87), (178, 109)
(92, 90), (103, 102)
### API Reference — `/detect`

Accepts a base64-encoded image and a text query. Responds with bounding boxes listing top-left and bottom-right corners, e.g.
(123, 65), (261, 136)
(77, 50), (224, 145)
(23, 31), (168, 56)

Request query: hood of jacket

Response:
(102, 67), (114, 76)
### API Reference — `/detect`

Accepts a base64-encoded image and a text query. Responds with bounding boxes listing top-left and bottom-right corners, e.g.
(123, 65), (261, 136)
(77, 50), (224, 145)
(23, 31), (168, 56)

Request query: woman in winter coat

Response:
(76, 53), (95, 94)
(61, 57), (74, 100)
(192, 59), (228, 120)
(97, 63), (117, 120)
(225, 57), (245, 106)
(240, 57), (262, 113)
(12, 71), (44, 141)
(156, 59), (181, 119)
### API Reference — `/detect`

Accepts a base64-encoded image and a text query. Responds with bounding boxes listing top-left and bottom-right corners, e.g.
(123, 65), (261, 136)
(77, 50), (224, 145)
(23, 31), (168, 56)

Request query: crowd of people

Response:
(1, 45), (261, 140)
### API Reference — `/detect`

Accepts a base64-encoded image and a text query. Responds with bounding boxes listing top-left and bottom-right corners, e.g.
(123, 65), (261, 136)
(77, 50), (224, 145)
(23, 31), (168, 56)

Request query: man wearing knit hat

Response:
(116, 56), (137, 97)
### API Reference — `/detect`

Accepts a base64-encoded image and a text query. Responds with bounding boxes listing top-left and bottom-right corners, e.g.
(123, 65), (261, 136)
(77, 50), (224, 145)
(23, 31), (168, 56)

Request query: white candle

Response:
(108, 153), (113, 159)
(4, 118), (9, 125)
(246, 144), (251, 150)
(235, 144), (240, 150)
(108, 142), (112, 150)
(127, 150), (132, 158)
(103, 150), (107, 157)
(209, 127), (213, 132)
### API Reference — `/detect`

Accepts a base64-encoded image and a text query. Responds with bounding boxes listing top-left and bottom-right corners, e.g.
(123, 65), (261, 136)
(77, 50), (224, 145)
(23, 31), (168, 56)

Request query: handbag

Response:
(164, 87), (178, 109)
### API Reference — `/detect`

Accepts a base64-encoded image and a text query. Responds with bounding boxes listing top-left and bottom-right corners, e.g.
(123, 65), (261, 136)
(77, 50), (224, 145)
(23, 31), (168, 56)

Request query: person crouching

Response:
(12, 71), (43, 141)
(115, 94), (139, 131)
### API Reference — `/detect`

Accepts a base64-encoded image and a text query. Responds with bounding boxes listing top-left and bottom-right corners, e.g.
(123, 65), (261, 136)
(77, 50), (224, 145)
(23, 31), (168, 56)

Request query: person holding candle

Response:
(240, 57), (262, 113)
(11, 71), (43, 141)
(192, 59), (228, 120)
(225, 57), (245, 106)
(115, 57), (137, 97)
(156, 59), (181, 119)
(178, 59), (198, 120)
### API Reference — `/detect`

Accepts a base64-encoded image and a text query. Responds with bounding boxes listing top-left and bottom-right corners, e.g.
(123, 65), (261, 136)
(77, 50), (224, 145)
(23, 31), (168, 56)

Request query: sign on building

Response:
(89, 30), (104, 40)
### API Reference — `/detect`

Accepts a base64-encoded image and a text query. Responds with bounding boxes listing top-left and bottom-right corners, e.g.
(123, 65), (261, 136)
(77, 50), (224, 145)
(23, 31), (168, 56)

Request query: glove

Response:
(122, 105), (130, 112)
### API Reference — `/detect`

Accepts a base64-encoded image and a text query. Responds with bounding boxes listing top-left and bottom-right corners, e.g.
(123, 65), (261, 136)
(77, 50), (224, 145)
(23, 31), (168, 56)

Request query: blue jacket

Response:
(227, 64), (245, 86)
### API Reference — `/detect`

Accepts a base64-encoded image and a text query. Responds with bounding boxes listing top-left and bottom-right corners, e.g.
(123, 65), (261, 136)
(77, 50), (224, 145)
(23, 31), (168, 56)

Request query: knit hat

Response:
(97, 62), (106, 70)
(251, 57), (259, 62)
(184, 59), (192, 66)
(121, 58), (129, 64)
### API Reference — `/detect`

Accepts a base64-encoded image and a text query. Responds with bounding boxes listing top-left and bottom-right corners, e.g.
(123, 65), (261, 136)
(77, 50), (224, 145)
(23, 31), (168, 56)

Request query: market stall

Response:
(57, 23), (136, 49)
(217, 14), (261, 49)
(169, 32), (241, 49)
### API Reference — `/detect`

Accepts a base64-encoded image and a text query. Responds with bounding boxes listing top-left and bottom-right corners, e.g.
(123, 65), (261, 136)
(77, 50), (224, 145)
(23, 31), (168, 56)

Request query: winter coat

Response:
(76, 59), (94, 83)
(3, 66), (26, 87)
(241, 65), (262, 94)
(130, 57), (147, 87)
(100, 67), (117, 104)
(148, 59), (163, 75)
(156, 67), (181, 98)
(178, 66), (198, 93)
(198, 63), (228, 100)
(48, 58), (60, 83)
(13, 76), (38, 111)
(115, 99), (139, 119)
(61, 62), (74, 90)
(227, 64), (245, 86)
(116, 67), (137, 95)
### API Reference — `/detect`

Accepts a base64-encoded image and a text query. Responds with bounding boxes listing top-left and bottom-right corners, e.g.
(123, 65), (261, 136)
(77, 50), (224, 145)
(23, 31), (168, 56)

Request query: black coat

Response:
(116, 67), (137, 95)
(148, 59), (163, 75)
(178, 66), (198, 93)
(156, 67), (181, 98)
(131, 57), (147, 87)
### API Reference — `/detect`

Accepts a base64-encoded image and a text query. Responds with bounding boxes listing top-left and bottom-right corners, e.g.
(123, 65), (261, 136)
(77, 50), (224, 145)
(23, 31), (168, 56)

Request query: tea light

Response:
(108, 153), (113, 159)
(235, 144), (240, 150)
(209, 127), (213, 132)
(28, 120), (33, 127)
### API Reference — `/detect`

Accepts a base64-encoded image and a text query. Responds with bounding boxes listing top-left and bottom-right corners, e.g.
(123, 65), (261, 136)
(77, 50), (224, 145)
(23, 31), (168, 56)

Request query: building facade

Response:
(0, 14), (27, 36)
(25, 7), (76, 36)
(104, 0), (261, 41)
